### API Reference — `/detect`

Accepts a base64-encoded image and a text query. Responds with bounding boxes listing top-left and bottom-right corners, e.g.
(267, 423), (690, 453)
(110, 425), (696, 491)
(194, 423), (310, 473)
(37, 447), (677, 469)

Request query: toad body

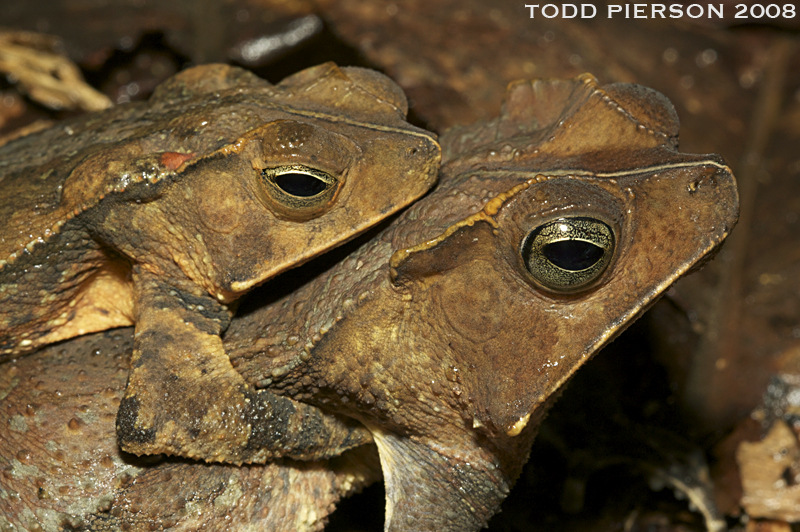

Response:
(0, 62), (440, 462)
(223, 75), (740, 530)
(0, 75), (737, 532)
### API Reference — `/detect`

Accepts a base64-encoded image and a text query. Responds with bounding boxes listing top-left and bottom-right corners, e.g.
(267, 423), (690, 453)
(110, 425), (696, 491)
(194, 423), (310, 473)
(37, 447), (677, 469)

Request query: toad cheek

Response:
(437, 264), (507, 344)
(431, 263), (561, 436)
(195, 180), (246, 235)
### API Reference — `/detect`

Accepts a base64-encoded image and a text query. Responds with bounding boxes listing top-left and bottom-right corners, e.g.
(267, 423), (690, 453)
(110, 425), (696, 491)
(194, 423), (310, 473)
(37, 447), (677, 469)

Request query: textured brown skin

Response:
(0, 75), (738, 531)
(0, 329), (382, 531)
(0, 62), (440, 464)
(224, 75), (740, 531)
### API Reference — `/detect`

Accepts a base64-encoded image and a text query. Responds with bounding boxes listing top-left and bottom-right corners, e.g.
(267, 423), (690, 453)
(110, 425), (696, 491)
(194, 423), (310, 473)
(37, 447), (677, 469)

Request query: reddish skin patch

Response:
(161, 152), (195, 171)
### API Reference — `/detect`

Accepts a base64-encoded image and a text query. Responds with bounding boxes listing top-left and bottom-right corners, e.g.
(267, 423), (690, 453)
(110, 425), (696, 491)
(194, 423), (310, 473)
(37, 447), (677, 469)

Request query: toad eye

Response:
(259, 165), (341, 220)
(521, 217), (614, 293)
(271, 168), (330, 197)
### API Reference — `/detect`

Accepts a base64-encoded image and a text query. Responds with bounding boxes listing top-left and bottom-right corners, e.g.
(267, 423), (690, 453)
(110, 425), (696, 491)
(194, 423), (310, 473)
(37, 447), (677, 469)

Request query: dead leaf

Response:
(738, 420), (800, 521)
(0, 30), (111, 111)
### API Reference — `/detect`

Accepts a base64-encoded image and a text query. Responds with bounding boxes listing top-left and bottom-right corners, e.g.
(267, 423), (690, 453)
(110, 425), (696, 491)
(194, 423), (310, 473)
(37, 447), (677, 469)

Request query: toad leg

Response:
(116, 269), (371, 464)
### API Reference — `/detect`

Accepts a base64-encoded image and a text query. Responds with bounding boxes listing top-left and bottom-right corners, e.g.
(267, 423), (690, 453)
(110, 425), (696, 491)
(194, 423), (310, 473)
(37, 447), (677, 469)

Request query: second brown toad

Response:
(225, 74), (739, 530)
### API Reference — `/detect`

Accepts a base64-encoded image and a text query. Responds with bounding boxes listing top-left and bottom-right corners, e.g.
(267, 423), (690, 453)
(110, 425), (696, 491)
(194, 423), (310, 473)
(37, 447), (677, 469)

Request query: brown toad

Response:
(223, 75), (739, 530)
(0, 62), (440, 463)
(0, 75), (738, 531)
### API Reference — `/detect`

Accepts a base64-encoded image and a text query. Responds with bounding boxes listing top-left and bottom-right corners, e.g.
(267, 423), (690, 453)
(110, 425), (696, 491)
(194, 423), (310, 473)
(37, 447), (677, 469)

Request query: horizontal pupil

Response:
(543, 240), (603, 271)
(274, 173), (327, 197)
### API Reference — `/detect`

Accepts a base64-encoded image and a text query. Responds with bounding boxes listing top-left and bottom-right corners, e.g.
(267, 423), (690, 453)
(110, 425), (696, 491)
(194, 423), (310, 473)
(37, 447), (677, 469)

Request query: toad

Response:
(0, 62), (440, 463)
(223, 74), (739, 530)
(0, 74), (737, 531)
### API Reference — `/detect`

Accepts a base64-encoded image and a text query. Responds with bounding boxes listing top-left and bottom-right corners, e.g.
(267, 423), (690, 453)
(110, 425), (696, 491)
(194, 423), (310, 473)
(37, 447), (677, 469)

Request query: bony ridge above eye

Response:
(521, 216), (614, 293)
